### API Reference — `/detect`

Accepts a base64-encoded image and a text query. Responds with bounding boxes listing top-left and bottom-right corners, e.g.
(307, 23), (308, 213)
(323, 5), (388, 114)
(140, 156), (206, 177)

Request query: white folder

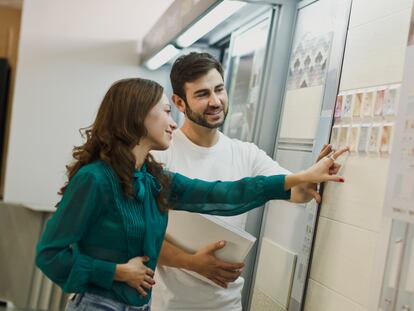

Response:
(165, 210), (257, 287)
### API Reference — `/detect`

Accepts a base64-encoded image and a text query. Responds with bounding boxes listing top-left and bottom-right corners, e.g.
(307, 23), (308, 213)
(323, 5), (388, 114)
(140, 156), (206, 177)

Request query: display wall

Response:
(305, 0), (414, 310)
(250, 0), (351, 310)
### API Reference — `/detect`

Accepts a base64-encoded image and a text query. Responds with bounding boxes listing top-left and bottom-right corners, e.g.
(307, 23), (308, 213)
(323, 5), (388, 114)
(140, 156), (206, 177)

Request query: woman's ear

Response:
(171, 94), (186, 114)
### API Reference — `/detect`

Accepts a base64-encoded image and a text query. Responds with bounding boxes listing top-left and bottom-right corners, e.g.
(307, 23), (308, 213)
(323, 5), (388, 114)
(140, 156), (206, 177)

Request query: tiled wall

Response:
(305, 0), (413, 310)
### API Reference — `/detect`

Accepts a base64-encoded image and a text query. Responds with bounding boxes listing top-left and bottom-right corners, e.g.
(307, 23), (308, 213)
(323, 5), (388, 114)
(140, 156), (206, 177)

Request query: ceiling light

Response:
(176, 0), (247, 48)
(145, 44), (180, 70)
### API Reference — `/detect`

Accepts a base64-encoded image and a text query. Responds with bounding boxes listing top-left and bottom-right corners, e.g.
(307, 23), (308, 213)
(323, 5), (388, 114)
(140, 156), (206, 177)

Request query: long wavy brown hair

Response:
(59, 78), (171, 211)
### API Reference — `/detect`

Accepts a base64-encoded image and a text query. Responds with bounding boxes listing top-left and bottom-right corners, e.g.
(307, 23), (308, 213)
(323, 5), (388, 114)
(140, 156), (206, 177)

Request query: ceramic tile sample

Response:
(367, 125), (381, 153)
(287, 32), (332, 90)
(342, 94), (354, 117)
(357, 125), (370, 153)
(253, 238), (296, 308)
(380, 124), (393, 154)
(384, 87), (400, 116)
(263, 199), (308, 253)
(348, 126), (360, 152)
(353, 93), (363, 117)
(361, 91), (374, 117)
(405, 238), (414, 293)
(388, 238), (405, 288)
(305, 280), (365, 311)
(309, 218), (378, 307)
(320, 155), (389, 232)
(338, 126), (349, 148)
(349, 0), (412, 29)
(374, 89), (386, 116)
(340, 9), (411, 90)
(251, 288), (286, 311)
(279, 86), (324, 140)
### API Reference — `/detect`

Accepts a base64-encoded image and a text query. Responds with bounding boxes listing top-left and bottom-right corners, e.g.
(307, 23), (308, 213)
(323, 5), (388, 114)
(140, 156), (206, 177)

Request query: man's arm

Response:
(158, 240), (244, 288)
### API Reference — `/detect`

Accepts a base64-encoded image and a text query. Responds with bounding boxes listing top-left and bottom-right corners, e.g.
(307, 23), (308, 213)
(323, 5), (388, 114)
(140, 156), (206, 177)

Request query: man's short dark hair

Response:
(170, 52), (224, 100)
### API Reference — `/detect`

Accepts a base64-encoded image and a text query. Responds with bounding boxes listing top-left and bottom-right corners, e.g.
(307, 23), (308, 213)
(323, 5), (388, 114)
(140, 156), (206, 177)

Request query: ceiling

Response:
(0, 0), (175, 42)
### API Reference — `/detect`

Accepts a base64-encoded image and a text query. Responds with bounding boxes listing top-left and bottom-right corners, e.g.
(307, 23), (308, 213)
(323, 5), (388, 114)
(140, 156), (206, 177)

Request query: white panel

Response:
(254, 238), (296, 308)
(349, 0), (412, 29)
(320, 155), (389, 232)
(340, 9), (411, 91)
(309, 218), (378, 307)
(405, 238), (414, 293)
(251, 288), (287, 311)
(263, 200), (307, 253)
(279, 86), (324, 139)
(305, 280), (365, 311)
(368, 218), (392, 309)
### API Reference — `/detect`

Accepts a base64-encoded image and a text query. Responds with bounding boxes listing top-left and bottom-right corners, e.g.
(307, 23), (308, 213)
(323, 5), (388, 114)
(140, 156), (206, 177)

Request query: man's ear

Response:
(172, 94), (186, 114)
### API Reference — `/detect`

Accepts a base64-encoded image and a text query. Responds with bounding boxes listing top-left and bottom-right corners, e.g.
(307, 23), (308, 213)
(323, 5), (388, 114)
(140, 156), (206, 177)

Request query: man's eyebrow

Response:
(193, 88), (210, 95)
(193, 84), (224, 95)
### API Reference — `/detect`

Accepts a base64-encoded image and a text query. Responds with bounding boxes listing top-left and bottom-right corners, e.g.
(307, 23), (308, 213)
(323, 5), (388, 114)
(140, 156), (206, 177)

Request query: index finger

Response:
(332, 146), (350, 160)
(317, 144), (332, 161)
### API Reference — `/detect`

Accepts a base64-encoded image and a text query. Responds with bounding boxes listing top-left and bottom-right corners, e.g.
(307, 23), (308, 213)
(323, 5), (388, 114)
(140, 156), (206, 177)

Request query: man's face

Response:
(182, 69), (228, 129)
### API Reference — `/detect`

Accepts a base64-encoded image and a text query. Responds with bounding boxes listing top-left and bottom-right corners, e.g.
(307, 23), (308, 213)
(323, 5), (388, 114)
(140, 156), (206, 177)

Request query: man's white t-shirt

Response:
(151, 129), (290, 311)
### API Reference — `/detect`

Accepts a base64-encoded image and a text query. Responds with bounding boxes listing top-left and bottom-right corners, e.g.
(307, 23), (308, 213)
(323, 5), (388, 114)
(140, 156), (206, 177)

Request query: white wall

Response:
(3, 0), (173, 210)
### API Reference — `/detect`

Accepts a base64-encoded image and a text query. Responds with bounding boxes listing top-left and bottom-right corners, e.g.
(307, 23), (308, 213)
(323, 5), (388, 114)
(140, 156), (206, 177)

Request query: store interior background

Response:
(0, 0), (414, 310)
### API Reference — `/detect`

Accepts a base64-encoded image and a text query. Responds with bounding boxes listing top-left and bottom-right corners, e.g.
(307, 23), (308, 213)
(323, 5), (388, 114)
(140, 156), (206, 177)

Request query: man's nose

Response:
(209, 93), (221, 107)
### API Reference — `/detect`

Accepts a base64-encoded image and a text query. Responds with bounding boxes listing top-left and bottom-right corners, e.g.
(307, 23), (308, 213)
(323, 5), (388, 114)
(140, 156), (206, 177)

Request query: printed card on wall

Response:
(338, 126), (349, 148)
(384, 87), (399, 116)
(374, 89), (386, 116)
(330, 126), (340, 150)
(368, 125), (381, 153)
(331, 84), (397, 158)
(348, 126), (360, 153)
(361, 91), (374, 117)
(342, 94), (353, 118)
(358, 125), (370, 153)
(334, 95), (343, 118)
(353, 92), (362, 118)
(380, 125), (394, 154)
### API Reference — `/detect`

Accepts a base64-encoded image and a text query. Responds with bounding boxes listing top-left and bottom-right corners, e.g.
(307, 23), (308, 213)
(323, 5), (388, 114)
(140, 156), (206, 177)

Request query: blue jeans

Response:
(65, 293), (151, 311)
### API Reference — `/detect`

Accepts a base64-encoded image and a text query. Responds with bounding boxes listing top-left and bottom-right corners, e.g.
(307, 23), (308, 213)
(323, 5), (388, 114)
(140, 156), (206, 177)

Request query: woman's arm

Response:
(169, 147), (348, 215)
(36, 171), (116, 293)
(170, 174), (290, 215)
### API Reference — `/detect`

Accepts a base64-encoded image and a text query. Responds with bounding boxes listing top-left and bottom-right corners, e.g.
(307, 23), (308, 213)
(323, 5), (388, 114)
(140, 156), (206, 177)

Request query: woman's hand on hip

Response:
(115, 256), (155, 297)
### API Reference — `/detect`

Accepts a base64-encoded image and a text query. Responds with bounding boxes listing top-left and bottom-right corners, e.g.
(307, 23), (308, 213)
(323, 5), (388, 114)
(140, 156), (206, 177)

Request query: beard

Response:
(184, 101), (228, 129)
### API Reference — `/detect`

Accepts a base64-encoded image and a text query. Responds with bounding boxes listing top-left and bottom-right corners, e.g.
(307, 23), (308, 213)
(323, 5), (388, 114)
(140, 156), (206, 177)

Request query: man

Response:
(151, 52), (330, 311)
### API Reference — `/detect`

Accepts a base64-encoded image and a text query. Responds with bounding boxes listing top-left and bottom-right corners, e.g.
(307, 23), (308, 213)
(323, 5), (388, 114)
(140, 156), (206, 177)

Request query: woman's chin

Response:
(152, 142), (170, 151)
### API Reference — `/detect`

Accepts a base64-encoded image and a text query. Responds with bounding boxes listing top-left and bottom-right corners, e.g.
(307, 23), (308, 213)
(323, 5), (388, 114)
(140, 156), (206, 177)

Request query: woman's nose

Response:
(170, 119), (177, 130)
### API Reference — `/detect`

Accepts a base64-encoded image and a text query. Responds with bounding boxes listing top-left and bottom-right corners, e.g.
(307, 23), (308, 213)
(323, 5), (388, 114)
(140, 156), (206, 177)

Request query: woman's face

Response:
(144, 94), (177, 150)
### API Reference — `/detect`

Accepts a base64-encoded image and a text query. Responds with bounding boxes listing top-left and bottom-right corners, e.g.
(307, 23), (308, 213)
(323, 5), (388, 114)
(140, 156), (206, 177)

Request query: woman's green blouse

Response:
(36, 161), (290, 307)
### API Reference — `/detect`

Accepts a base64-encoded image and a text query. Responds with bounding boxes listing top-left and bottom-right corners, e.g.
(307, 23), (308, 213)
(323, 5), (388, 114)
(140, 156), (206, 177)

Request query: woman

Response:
(36, 78), (347, 311)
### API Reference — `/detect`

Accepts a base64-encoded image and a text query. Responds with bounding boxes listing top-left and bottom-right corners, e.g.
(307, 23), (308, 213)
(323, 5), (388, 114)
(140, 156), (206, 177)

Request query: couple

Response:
(36, 52), (347, 311)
